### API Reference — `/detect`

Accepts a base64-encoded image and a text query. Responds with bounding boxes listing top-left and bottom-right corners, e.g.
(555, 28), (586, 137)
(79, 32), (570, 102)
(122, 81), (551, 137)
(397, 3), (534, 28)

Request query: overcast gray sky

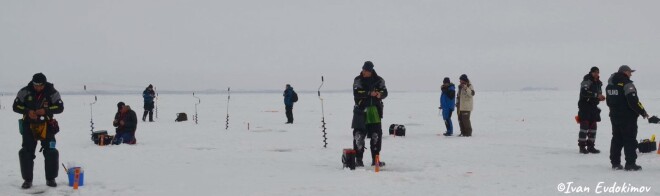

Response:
(1, 0), (659, 93)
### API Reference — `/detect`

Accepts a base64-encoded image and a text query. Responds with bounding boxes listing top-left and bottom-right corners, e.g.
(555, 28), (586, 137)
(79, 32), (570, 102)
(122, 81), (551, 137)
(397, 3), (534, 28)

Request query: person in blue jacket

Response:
(283, 84), (296, 124)
(142, 84), (156, 122)
(440, 77), (456, 136)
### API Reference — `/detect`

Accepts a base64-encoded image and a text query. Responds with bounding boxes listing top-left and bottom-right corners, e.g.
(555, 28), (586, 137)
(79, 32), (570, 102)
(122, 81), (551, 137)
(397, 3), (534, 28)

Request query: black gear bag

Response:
(342, 148), (356, 170)
(389, 124), (406, 136)
(638, 139), (657, 153)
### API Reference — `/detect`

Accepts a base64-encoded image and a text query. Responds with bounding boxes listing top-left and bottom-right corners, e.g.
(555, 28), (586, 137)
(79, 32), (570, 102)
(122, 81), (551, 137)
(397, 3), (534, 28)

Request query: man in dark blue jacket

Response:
(352, 61), (388, 167)
(13, 73), (64, 189)
(283, 84), (296, 124)
(114, 103), (138, 144)
(577, 67), (605, 154)
(142, 84), (156, 122)
(440, 77), (456, 136)
(606, 65), (649, 171)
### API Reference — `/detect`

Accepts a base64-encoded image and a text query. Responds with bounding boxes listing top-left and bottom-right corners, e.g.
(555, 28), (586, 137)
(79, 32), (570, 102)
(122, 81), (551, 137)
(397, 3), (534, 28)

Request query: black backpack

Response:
(292, 91), (298, 102)
(175, 113), (188, 122)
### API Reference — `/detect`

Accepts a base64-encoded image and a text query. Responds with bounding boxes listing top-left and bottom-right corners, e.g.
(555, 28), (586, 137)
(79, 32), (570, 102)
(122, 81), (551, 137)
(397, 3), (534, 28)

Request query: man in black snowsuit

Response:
(283, 84), (296, 124)
(142, 84), (156, 122)
(606, 65), (649, 171)
(13, 73), (64, 189)
(577, 67), (605, 154)
(352, 61), (388, 167)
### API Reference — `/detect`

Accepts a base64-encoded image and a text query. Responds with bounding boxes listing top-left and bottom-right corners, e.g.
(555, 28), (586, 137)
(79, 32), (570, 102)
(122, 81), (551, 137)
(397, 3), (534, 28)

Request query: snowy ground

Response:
(2, 90), (660, 195)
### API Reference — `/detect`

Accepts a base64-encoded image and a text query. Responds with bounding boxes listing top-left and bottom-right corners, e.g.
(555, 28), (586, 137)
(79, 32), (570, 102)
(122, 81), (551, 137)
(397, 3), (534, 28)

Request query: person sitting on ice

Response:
(113, 102), (138, 144)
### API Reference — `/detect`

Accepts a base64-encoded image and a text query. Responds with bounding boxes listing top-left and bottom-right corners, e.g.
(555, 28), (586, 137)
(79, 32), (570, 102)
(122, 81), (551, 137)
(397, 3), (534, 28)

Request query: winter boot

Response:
(356, 159), (364, 167)
(624, 164), (642, 171)
(587, 147), (600, 154)
(579, 146), (588, 154)
(612, 164), (623, 170)
(371, 161), (386, 167)
(443, 132), (452, 136)
(21, 180), (32, 189)
(46, 179), (57, 187)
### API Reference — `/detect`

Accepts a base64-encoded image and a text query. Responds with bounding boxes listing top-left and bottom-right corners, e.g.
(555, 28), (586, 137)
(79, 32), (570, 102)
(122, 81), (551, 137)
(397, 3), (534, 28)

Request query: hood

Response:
(607, 72), (629, 86)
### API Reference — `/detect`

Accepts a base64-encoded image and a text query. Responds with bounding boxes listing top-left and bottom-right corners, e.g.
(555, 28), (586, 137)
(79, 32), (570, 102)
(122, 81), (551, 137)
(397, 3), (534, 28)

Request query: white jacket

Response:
(457, 83), (475, 112)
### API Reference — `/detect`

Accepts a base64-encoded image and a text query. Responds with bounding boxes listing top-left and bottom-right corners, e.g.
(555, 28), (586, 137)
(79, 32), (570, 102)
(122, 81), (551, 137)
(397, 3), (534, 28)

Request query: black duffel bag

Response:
(389, 124), (406, 136)
(638, 139), (657, 153)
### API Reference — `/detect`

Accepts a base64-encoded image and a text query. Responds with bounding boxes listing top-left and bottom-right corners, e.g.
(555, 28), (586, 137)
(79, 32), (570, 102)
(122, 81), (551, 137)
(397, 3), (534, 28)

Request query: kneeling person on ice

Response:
(113, 102), (138, 144)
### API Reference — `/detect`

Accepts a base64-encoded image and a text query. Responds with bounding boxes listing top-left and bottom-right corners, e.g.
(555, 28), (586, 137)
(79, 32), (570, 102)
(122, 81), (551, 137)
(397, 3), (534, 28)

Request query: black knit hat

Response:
(148, 84), (153, 89)
(443, 77), (450, 84)
(32, 73), (47, 85)
(117, 102), (125, 109)
(362, 61), (374, 72)
(459, 74), (469, 82)
(590, 66), (599, 73)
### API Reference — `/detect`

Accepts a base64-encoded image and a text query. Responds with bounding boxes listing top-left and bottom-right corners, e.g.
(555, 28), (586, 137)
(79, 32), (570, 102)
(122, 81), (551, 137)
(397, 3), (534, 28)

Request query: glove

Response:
(649, 116), (660, 124)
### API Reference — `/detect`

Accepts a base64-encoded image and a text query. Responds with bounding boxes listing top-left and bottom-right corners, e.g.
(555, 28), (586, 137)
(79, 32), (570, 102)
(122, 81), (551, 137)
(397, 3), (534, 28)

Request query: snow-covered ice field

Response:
(2, 90), (660, 195)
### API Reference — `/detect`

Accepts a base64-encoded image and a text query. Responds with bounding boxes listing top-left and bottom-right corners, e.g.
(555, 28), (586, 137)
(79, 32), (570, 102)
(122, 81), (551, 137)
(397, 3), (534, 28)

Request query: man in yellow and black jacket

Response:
(13, 73), (64, 189)
(352, 61), (388, 167)
(606, 65), (649, 171)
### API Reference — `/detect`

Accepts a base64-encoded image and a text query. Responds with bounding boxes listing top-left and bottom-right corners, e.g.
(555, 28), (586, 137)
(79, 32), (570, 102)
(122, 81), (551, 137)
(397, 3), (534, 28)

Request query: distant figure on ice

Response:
(114, 102), (138, 144)
(352, 61), (388, 167)
(577, 67), (604, 154)
(13, 73), (64, 189)
(439, 77), (456, 136)
(457, 74), (475, 137)
(606, 65), (649, 171)
(142, 84), (156, 122)
(283, 84), (297, 124)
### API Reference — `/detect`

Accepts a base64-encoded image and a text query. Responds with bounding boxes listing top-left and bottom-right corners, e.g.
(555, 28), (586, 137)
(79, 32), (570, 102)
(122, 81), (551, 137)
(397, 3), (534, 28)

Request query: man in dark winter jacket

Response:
(352, 61), (388, 167)
(577, 66), (605, 154)
(113, 103), (138, 144)
(606, 65), (649, 171)
(440, 77), (456, 136)
(13, 73), (64, 189)
(142, 84), (156, 122)
(283, 84), (296, 124)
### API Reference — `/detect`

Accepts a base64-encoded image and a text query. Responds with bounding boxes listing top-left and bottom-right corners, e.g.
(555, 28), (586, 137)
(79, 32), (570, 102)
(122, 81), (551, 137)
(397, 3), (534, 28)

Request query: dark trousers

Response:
(285, 106), (293, 123)
(458, 111), (472, 136)
(143, 102), (154, 121)
(442, 109), (453, 134)
(609, 118), (638, 166)
(114, 130), (136, 145)
(143, 110), (153, 121)
(19, 130), (59, 181)
(353, 123), (383, 164)
(578, 120), (597, 147)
